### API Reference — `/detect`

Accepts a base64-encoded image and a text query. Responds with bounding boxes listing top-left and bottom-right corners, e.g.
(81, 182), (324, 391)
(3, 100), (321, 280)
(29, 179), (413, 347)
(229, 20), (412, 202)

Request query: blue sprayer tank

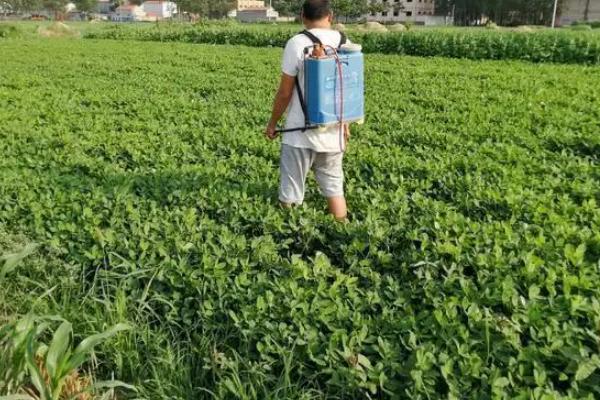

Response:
(304, 46), (364, 126)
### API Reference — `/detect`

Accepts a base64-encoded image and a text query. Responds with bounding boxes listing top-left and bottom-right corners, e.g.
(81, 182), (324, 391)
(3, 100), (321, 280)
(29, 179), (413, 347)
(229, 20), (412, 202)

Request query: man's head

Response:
(301, 0), (333, 25)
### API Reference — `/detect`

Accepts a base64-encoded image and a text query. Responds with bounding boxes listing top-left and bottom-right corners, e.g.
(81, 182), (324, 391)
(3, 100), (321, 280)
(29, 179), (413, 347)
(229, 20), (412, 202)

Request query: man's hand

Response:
(265, 121), (278, 140)
(266, 74), (295, 141)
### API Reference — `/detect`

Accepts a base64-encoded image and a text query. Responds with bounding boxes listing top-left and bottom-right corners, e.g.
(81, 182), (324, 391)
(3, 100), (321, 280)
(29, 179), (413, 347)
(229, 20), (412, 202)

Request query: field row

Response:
(81, 22), (600, 64)
(1, 39), (599, 398)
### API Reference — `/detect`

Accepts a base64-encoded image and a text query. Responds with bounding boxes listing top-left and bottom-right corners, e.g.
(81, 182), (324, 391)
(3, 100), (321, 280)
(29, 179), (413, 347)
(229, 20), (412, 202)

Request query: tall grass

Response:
(0, 235), (316, 399)
(0, 243), (134, 400)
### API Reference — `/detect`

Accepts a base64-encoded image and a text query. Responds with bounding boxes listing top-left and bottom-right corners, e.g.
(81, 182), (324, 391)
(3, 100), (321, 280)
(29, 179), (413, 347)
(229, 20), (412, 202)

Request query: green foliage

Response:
(0, 24), (22, 39)
(41, 0), (67, 13)
(571, 20), (600, 28)
(0, 315), (134, 399)
(84, 23), (600, 64)
(1, 38), (599, 398)
(366, 0), (388, 16)
(435, 0), (563, 26)
(0, 244), (38, 280)
(1, 0), (42, 13)
(72, 0), (97, 14)
(271, 0), (563, 25)
(272, 0), (397, 20)
(570, 24), (593, 31)
(176, 0), (235, 18)
(1, 248), (134, 399)
(272, 0), (302, 17)
(331, 0), (368, 22)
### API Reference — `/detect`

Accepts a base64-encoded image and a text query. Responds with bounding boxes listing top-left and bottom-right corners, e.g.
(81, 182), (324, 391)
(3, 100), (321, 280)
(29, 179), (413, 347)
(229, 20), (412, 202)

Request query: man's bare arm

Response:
(265, 73), (296, 140)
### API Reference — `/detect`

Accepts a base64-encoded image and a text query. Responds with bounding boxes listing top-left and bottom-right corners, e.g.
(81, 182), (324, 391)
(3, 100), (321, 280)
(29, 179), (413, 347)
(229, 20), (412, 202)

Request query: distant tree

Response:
(272, 0), (302, 17)
(332, 0), (369, 22)
(584, 0), (590, 21)
(434, 0), (452, 16)
(205, 0), (236, 18)
(271, 0), (405, 22)
(5, 0), (42, 12)
(367, 1), (387, 15)
(271, 0), (564, 25)
(273, 0), (377, 21)
(178, 0), (233, 18)
(435, 0), (564, 26)
(365, 0), (405, 15)
(1, 0), (13, 12)
(109, 0), (123, 12)
(176, 0), (206, 15)
(392, 1), (404, 13)
(43, 0), (68, 17)
(73, 0), (96, 13)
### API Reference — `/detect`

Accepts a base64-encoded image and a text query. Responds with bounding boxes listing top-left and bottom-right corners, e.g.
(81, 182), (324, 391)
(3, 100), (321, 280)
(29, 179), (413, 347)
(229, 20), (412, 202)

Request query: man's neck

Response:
(304, 20), (331, 30)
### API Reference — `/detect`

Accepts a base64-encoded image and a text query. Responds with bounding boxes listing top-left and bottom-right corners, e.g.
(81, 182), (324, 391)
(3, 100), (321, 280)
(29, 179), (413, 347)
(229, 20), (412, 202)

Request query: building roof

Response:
(116, 5), (140, 10)
(238, 7), (270, 11)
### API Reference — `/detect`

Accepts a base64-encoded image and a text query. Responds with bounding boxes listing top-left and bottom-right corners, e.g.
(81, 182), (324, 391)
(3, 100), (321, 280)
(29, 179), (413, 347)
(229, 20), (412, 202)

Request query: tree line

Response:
(435, 0), (566, 26)
(272, 0), (566, 26)
(272, 0), (567, 26)
(3, 0), (97, 14)
(3, 0), (569, 26)
(177, 0), (392, 20)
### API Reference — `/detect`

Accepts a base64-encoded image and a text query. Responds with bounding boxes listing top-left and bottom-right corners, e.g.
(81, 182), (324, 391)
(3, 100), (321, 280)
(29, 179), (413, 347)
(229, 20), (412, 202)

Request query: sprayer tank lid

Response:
(340, 43), (362, 53)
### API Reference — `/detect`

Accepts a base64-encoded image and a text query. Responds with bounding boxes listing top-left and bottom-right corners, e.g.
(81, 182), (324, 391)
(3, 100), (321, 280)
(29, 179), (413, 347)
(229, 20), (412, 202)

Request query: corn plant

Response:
(0, 316), (134, 400)
(1, 247), (134, 400)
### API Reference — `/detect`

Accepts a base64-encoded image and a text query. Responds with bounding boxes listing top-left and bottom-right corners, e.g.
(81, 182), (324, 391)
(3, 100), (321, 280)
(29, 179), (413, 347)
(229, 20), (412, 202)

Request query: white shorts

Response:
(279, 144), (344, 205)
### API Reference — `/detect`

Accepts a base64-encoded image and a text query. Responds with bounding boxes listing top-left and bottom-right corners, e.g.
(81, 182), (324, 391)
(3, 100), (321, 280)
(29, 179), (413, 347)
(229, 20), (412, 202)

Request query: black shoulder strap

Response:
(298, 29), (346, 48)
(294, 75), (309, 129)
(299, 29), (323, 46)
(294, 30), (321, 130)
(339, 31), (347, 48)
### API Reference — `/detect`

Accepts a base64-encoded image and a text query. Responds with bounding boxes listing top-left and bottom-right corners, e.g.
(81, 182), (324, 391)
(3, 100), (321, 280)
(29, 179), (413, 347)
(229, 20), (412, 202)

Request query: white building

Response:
(228, 0), (279, 22)
(112, 4), (146, 21)
(237, 0), (265, 9)
(236, 7), (279, 22)
(559, 0), (600, 25)
(367, 0), (447, 25)
(228, 0), (262, 17)
(142, 1), (177, 20)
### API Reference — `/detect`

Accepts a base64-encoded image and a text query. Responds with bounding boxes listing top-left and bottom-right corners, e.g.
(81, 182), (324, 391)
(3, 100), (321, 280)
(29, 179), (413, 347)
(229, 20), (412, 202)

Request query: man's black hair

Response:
(302, 0), (332, 21)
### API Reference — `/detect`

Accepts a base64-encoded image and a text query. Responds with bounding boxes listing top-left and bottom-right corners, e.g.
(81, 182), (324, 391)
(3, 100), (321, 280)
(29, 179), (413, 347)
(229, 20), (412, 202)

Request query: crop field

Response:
(1, 36), (599, 399)
(3, 20), (600, 62)
(84, 22), (600, 64)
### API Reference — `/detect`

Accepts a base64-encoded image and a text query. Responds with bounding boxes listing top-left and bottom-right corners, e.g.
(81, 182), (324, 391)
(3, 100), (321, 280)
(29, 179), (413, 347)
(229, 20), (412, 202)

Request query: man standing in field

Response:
(265, 0), (349, 221)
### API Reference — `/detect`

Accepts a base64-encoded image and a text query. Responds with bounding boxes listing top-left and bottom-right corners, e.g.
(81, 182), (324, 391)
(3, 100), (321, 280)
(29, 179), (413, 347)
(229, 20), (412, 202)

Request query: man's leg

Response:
(313, 152), (346, 221)
(327, 196), (347, 221)
(279, 144), (313, 206)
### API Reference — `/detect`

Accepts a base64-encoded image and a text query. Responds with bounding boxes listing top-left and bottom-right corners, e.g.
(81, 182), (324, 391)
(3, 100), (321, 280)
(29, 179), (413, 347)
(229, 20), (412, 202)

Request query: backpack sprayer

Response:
(276, 30), (365, 152)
